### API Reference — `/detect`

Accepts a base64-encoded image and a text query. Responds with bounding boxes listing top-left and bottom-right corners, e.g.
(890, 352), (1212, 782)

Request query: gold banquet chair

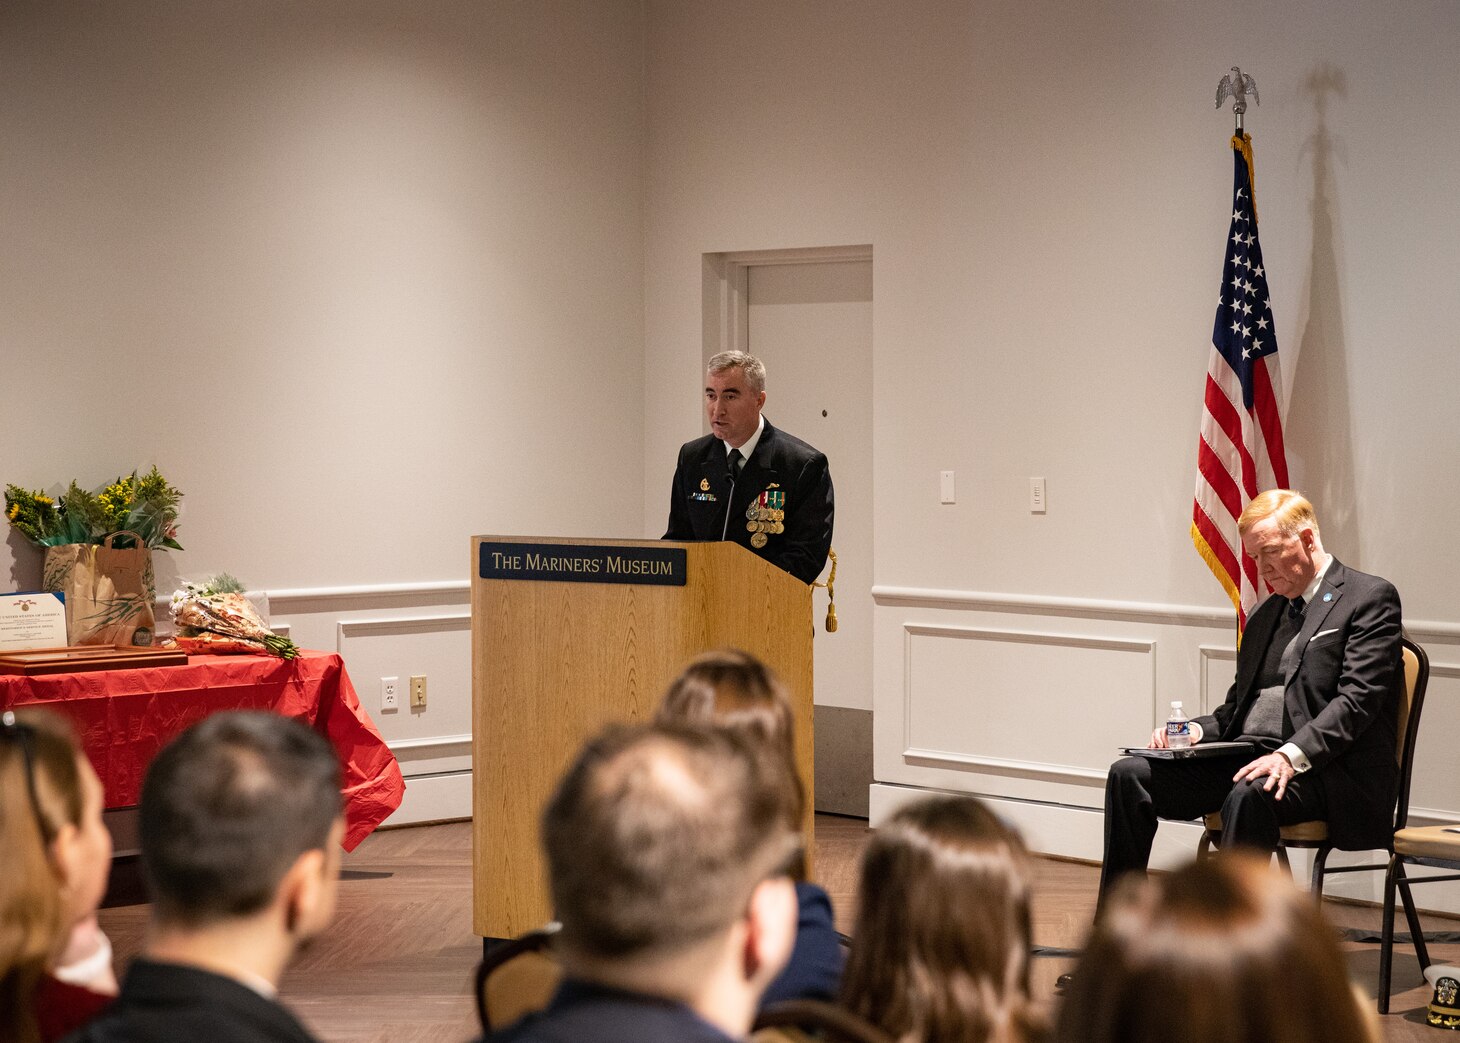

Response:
(1197, 638), (1430, 904)
(474, 924), (562, 1033)
(1378, 644), (1460, 1015)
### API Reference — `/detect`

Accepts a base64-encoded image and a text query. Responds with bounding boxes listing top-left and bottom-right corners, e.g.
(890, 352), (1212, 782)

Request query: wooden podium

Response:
(470, 536), (814, 940)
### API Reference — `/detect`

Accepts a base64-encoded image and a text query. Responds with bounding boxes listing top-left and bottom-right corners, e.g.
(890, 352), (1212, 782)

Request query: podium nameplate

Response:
(479, 542), (687, 586)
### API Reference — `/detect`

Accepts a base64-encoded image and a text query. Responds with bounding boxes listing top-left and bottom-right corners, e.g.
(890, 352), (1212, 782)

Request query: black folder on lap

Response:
(1118, 740), (1256, 760)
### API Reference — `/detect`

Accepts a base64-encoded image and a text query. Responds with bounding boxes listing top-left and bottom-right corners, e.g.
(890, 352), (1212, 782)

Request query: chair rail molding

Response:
(873, 585), (1460, 641)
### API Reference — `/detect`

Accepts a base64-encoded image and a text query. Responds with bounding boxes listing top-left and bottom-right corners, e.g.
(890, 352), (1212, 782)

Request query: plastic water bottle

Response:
(1166, 701), (1191, 749)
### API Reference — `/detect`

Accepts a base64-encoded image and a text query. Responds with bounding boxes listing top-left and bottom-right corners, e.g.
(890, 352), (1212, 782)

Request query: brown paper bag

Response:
(42, 533), (156, 646)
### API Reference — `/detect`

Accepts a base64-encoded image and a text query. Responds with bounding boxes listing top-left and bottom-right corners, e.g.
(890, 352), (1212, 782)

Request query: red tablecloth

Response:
(0, 651), (405, 851)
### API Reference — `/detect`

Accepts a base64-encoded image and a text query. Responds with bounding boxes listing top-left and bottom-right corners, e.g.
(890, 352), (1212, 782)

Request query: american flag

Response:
(1191, 133), (1289, 631)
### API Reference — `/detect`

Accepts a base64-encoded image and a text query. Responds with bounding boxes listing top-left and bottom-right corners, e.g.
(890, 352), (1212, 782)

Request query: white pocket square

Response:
(1309, 628), (1341, 643)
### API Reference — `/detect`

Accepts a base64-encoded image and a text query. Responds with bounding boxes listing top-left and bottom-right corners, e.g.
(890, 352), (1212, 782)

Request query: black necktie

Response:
(722, 450), (742, 540)
(1288, 596), (1305, 622)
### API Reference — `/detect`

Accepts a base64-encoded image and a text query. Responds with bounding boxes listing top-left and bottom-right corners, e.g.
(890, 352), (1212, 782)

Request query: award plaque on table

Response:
(0, 591), (69, 652)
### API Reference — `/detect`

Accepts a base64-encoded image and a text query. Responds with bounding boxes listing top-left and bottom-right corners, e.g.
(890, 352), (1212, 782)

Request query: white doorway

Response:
(703, 247), (873, 724)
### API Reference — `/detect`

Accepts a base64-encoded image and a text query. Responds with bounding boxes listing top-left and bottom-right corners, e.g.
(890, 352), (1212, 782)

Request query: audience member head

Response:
(1056, 854), (1375, 1043)
(655, 647), (802, 823)
(1, 709), (112, 1043)
(140, 711), (343, 975)
(842, 795), (1041, 1043)
(542, 722), (799, 1033)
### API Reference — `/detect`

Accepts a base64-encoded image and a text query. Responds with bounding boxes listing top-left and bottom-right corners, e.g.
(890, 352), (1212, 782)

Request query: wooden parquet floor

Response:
(97, 814), (1459, 1042)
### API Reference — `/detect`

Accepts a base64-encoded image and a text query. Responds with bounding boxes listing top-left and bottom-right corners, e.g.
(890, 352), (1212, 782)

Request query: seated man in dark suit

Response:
(485, 723), (801, 1043)
(1099, 489), (1403, 898)
(68, 712), (343, 1043)
(664, 350), (834, 585)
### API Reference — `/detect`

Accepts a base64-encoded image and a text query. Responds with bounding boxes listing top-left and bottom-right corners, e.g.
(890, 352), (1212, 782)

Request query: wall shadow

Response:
(1284, 63), (1362, 562)
(4, 529), (42, 592)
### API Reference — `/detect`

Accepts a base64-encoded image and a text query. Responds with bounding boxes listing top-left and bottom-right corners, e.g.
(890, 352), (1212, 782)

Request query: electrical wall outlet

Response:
(410, 675), (427, 709)
(381, 676), (400, 712)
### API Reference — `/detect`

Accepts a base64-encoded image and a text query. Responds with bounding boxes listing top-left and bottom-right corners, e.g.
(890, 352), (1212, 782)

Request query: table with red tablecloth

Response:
(0, 650), (405, 851)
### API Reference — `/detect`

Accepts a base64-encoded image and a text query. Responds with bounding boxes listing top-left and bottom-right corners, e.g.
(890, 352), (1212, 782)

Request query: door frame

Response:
(702, 243), (873, 362)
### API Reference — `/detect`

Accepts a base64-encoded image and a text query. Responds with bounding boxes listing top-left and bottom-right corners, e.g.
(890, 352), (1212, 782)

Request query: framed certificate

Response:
(0, 591), (69, 652)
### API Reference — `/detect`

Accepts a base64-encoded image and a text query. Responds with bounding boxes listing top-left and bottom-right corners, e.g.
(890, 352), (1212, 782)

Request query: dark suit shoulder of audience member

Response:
(488, 979), (739, 1043)
(761, 881), (844, 1007)
(61, 959), (317, 1043)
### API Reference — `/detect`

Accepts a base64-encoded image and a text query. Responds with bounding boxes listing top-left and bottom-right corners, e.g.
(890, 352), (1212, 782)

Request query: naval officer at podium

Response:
(664, 350), (834, 585)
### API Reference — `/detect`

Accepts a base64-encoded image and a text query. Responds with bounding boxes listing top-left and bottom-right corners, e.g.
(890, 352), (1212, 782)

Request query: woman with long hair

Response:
(841, 795), (1045, 1043)
(1055, 854), (1378, 1043)
(1, 709), (117, 1042)
(655, 647), (837, 1006)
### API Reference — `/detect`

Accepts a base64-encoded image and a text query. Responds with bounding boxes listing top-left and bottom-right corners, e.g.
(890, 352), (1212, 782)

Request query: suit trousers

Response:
(1099, 751), (1328, 899)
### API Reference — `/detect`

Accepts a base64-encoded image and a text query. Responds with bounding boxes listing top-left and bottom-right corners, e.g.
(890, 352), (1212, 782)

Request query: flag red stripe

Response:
(1203, 374), (1258, 497)
(1197, 435), (1243, 523)
(1252, 360), (1288, 488)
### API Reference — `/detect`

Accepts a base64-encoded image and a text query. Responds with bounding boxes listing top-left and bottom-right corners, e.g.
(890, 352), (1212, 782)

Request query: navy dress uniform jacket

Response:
(663, 419), (834, 585)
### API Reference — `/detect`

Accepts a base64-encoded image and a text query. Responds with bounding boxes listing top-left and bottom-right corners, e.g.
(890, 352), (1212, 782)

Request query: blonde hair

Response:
(1238, 489), (1321, 541)
(0, 710), (86, 1043)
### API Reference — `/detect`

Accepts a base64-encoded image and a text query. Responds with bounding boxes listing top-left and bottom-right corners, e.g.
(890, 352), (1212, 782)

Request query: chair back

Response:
(1392, 637), (1431, 832)
(475, 924), (562, 1034)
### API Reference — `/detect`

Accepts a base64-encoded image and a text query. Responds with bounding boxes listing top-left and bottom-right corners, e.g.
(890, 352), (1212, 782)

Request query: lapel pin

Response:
(1323, 592), (1333, 602)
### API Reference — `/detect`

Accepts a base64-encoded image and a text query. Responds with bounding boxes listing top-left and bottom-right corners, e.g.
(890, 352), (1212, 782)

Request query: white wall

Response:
(1, 0), (647, 822)
(5, 0), (1459, 876)
(642, 0), (1460, 902)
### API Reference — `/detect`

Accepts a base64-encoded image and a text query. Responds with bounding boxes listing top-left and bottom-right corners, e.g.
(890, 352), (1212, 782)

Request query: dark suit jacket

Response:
(485, 979), (738, 1043)
(760, 881), (844, 1008)
(62, 959), (319, 1043)
(1191, 558), (1403, 850)
(663, 419), (834, 585)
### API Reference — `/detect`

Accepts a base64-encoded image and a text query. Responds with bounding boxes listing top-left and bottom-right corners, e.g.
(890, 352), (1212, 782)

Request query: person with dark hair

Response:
(1056, 854), (1378, 1043)
(1098, 489), (1403, 899)
(68, 710), (344, 1043)
(841, 796), (1046, 1043)
(664, 350), (834, 585)
(1, 709), (117, 1043)
(486, 722), (801, 1043)
(655, 648), (843, 1007)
